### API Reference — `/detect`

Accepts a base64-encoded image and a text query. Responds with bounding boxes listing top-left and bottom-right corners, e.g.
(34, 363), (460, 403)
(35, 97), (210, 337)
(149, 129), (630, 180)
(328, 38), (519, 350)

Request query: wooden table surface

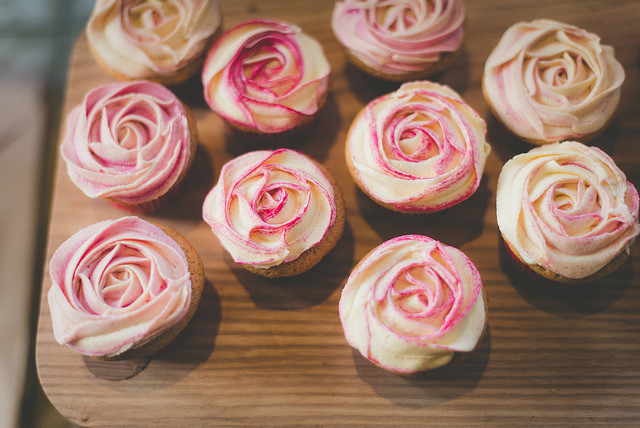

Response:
(36, 0), (640, 426)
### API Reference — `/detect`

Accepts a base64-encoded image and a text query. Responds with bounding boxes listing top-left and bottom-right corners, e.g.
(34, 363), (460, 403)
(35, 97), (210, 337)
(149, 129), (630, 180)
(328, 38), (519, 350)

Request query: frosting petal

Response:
(87, 0), (221, 79)
(347, 81), (490, 212)
(332, 0), (465, 76)
(339, 235), (486, 373)
(202, 19), (330, 133)
(202, 149), (337, 268)
(483, 19), (625, 143)
(48, 217), (192, 357)
(497, 141), (640, 279)
(61, 80), (192, 204)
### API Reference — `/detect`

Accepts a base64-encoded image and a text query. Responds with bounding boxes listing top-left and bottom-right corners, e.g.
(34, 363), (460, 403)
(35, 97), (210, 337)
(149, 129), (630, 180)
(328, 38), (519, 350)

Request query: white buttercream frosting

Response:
(340, 235), (486, 373)
(87, 0), (221, 80)
(483, 19), (625, 144)
(202, 19), (330, 133)
(497, 141), (639, 279)
(202, 149), (337, 268)
(347, 81), (490, 212)
(61, 80), (192, 205)
(48, 217), (192, 357)
(332, 0), (465, 76)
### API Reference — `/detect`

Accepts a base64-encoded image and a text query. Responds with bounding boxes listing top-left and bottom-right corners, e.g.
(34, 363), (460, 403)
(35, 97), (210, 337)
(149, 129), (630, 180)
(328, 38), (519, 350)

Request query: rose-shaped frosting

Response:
(48, 217), (192, 357)
(87, 0), (221, 79)
(331, 0), (465, 76)
(483, 19), (625, 144)
(61, 80), (192, 205)
(497, 141), (640, 279)
(346, 81), (490, 212)
(203, 149), (337, 268)
(339, 235), (486, 373)
(202, 19), (330, 133)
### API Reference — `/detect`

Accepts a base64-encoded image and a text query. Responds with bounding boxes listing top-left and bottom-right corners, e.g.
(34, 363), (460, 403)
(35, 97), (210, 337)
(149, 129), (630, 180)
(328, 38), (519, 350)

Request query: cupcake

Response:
(483, 19), (625, 145)
(345, 80), (491, 213)
(496, 141), (640, 284)
(87, 0), (222, 85)
(339, 235), (487, 374)
(202, 149), (345, 277)
(201, 19), (330, 138)
(331, 0), (465, 81)
(61, 80), (197, 213)
(48, 216), (205, 361)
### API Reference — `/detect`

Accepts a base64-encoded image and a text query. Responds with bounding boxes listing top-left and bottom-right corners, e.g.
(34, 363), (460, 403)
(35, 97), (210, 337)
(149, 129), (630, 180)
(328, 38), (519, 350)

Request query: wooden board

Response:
(36, 0), (640, 425)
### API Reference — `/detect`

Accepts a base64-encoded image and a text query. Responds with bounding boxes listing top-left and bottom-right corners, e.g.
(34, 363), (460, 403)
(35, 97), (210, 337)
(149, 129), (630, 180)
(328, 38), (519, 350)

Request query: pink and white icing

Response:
(347, 81), (490, 212)
(497, 141), (640, 279)
(87, 0), (221, 79)
(483, 19), (625, 144)
(48, 217), (192, 357)
(202, 19), (330, 133)
(331, 0), (465, 76)
(61, 80), (192, 205)
(339, 235), (486, 373)
(203, 149), (337, 268)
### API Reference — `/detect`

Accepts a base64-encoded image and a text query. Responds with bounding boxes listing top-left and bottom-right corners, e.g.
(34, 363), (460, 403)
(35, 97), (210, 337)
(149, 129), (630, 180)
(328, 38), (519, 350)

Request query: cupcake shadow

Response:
(223, 92), (342, 163)
(434, 48), (470, 95)
(345, 48), (470, 106)
(345, 62), (401, 105)
(356, 175), (491, 248)
(498, 234), (634, 316)
(353, 325), (491, 408)
(486, 113), (536, 164)
(83, 279), (221, 385)
(585, 116), (622, 154)
(487, 109), (623, 165)
(157, 144), (216, 221)
(230, 221), (355, 310)
(298, 91), (342, 163)
(155, 278), (221, 365)
(169, 71), (208, 109)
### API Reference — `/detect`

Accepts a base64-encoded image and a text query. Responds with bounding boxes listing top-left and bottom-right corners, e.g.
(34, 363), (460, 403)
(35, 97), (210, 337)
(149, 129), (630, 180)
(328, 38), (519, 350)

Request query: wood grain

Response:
(36, 0), (640, 426)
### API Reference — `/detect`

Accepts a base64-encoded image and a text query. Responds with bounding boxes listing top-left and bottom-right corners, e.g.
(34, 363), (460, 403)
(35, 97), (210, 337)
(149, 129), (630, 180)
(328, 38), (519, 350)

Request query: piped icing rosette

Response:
(203, 149), (344, 277)
(202, 19), (330, 134)
(483, 19), (625, 144)
(48, 217), (199, 359)
(61, 80), (195, 211)
(346, 81), (490, 212)
(87, 0), (221, 84)
(339, 235), (486, 374)
(497, 141), (640, 282)
(331, 0), (465, 80)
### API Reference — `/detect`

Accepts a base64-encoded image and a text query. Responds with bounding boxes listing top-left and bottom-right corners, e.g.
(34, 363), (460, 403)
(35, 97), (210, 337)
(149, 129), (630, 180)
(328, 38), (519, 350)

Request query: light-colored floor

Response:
(0, 1), (92, 427)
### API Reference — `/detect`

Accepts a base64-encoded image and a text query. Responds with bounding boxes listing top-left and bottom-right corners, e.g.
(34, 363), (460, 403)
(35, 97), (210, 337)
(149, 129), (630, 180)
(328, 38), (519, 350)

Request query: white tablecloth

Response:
(0, 77), (44, 428)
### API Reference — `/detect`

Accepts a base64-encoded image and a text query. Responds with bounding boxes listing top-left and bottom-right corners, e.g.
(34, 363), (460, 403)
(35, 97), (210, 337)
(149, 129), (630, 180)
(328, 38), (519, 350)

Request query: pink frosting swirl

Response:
(346, 81), (490, 212)
(497, 141), (640, 279)
(332, 0), (465, 76)
(339, 235), (486, 373)
(48, 217), (192, 357)
(61, 80), (192, 205)
(202, 19), (330, 133)
(202, 149), (337, 268)
(87, 0), (221, 80)
(483, 19), (625, 144)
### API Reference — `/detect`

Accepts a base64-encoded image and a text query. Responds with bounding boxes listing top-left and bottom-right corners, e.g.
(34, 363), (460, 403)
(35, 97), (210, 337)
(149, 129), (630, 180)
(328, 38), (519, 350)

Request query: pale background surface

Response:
(0, 1), (91, 427)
